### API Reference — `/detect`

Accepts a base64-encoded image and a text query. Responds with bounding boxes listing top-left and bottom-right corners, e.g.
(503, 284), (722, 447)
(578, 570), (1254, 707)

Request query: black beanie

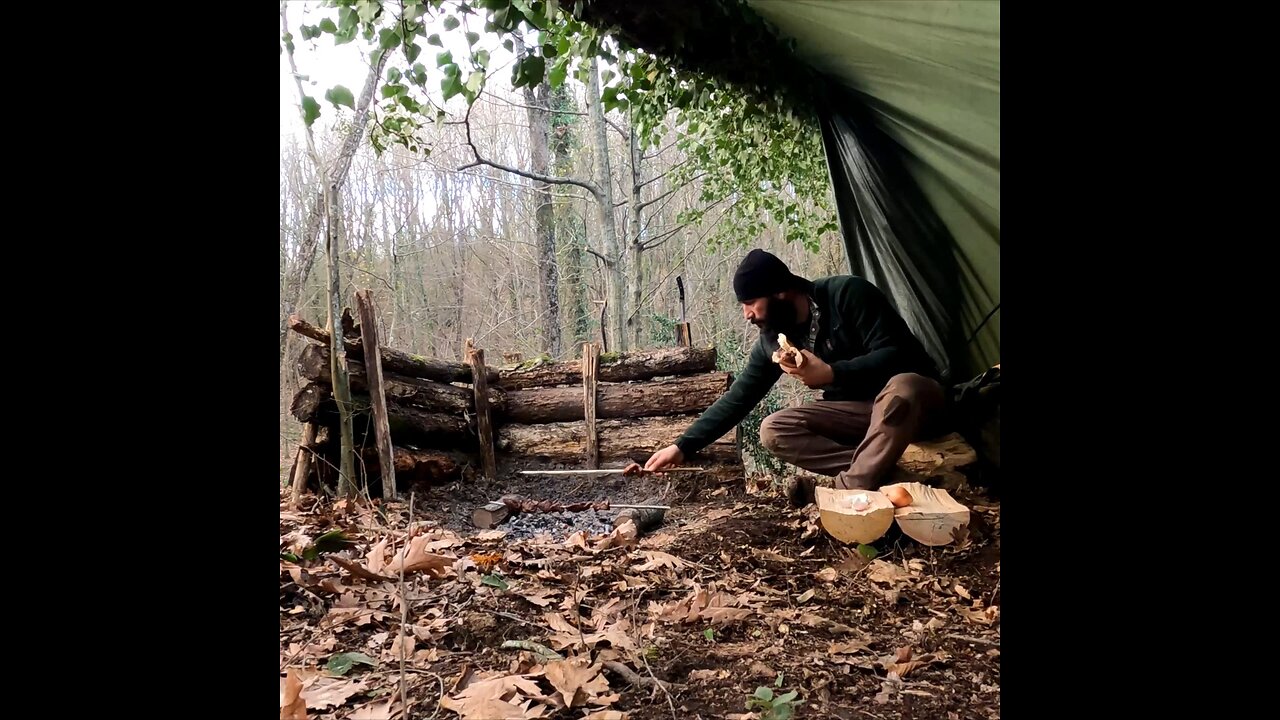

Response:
(733, 249), (804, 302)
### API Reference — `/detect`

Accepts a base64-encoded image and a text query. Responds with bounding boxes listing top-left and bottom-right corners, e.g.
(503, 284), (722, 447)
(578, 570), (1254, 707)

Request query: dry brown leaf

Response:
(389, 633), (415, 660)
(366, 538), (389, 575)
(749, 661), (775, 677)
(634, 551), (686, 572)
(954, 583), (972, 600)
(521, 589), (560, 607)
(829, 641), (871, 655)
(751, 548), (795, 564)
(688, 669), (728, 681)
(565, 531), (590, 550)
(544, 659), (610, 708)
(385, 535), (455, 577)
(322, 607), (380, 630)
(867, 560), (915, 586)
(595, 522), (638, 550)
(814, 567), (838, 584)
(302, 677), (368, 711)
(796, 589), (815, 604)
(350, 700), (395, 719)
(543, 612), (580, 635)
(584, 712), (627, 720)
(957, 604), (1000, 625)
(440, 674), (540, 720)
(328, 555), (395, 583)
(798, 612), (859, 636)
(705, 508), (734, 521)
(280, 670), (307, 720)
(475, 529), (508, 542)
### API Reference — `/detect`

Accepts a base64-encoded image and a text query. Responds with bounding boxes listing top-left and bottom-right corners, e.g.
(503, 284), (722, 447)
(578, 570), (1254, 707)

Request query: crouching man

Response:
(625, 249), (946, 505)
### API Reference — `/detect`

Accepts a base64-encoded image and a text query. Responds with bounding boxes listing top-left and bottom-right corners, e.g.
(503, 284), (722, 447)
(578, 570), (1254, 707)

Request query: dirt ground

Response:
(280, 467), (1000, 719)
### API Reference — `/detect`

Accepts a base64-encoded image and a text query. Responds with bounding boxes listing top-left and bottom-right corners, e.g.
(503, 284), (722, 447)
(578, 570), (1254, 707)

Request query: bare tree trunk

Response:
(282, 8), (388, 496)
(515, 36), (561, 359)
(627, 124), (645, 349)
(587, 58), (625, 351)
(279, 46), (391, 364)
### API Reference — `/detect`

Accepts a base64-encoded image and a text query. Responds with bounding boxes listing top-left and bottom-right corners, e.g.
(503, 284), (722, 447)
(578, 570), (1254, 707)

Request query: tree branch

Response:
(636, 184), (682, 213)
(605, 116), (629, 140)
(586, 247), (613, 265)
(640, 223), (688, 251)
(457, 103), (604, 199)
(642, 139), (681, 161)
(638, 160), (692, 189)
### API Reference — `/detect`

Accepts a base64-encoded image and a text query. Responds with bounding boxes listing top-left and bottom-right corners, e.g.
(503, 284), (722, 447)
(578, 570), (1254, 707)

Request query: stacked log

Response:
(288, 310), (741, 495)
(286, 314), (487, 493)
(493, 345), (741, 469)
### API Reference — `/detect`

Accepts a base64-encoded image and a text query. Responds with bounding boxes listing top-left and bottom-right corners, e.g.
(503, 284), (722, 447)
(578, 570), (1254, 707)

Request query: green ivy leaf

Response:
(302, 96), (321, 127)
(473, 49), (490, 69)
(325, 85), (356, 110)
(357, 0), (381, 24)
(436, 50), (454, 68)
(465, 31), (479, 46)
(319, 18), (338, 33)
(326, 652), (376, 677)
(480, 574), (509, 590)
(443, 15), (460, 31)
(428, 33), (443, 47)
(466, 70), (485, 94)
(503, 38), (514, 52)
(381, 84), (405, 98)
(301, 24), (322, 41)
(548, 59), (568, 88)
(856, 544), (878, 560)
(514, 55), (545, 88)
(754, 687), (774, 703)
(338, 7), (358, 32)
(703, 628), (714, 642)
(441, 73), (464, 100)
(405, 42), (423, 63)
(379, 28), (400, 50)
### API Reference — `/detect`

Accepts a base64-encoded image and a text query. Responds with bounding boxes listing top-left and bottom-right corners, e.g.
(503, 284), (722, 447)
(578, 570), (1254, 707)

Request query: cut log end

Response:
(816, 487), (896, 545)
(472, 502), (510, 529)
(899, 433), (978, 476)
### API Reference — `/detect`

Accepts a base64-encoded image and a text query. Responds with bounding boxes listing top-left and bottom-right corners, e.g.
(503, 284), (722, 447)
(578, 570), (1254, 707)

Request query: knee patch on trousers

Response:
(881, 395), (911, 427)
(758, 413), (786, 451)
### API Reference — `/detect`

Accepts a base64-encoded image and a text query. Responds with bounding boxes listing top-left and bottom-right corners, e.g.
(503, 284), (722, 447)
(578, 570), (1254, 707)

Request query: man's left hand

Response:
(780, 350), (834, 388)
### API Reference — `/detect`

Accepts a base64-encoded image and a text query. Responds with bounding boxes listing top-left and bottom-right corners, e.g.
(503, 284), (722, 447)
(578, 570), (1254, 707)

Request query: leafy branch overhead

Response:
(285, 0), (837, 250)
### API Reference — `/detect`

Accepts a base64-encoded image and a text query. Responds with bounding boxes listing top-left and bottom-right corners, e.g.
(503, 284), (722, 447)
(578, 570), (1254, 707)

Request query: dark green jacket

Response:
(674, 275), (940, 456)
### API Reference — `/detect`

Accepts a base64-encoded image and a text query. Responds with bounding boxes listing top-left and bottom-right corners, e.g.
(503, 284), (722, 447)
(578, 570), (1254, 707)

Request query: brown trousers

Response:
(759, 373), (946, 490)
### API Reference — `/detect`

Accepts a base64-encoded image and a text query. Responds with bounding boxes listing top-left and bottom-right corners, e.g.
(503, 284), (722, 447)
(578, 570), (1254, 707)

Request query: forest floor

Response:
(280, 467), (1001, 720)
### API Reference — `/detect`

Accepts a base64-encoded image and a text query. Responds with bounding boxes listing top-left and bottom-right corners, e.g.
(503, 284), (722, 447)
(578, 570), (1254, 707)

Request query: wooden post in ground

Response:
(354, 289), (397, 499)
(289, 422), (318, 507)
(675, 276), (692, 347)
(582, 342), (600, 469)
(467, 338), (497, 480)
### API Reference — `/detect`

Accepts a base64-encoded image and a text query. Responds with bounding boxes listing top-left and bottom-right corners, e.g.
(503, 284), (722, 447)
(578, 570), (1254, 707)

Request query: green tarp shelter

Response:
(749, 0), (1000, 381)
(586, 0), (1000, 382)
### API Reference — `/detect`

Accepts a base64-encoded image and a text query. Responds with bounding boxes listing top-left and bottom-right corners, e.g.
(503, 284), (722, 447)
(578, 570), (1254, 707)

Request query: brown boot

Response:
(786, 476), (817, 508)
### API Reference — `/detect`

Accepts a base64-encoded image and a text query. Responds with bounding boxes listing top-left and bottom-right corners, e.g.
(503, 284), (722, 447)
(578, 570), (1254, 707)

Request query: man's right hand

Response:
(642, 444), (684, 473)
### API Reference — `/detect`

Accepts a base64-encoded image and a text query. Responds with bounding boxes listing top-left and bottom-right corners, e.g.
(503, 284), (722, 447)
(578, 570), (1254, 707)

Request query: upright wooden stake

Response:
(582, 342), (600, 469)
(467, 338), (498, 480)
(675, 276), (692, 347)
(289, 422), (318, 507)
(355, 289), (397, 499)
